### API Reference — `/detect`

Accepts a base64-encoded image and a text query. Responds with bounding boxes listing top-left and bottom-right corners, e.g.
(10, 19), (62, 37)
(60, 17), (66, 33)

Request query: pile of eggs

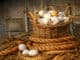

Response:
(18, 44), (39, 56)
(38, 10), (69, 25)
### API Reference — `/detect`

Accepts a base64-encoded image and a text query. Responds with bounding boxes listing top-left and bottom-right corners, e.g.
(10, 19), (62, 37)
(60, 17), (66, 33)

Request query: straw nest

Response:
(17, 52), (53, 60)
(52, 52), (80, 60)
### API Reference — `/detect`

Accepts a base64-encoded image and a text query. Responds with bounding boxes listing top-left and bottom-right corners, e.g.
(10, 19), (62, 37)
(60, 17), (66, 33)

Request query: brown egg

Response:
(49, 10), (58, 16)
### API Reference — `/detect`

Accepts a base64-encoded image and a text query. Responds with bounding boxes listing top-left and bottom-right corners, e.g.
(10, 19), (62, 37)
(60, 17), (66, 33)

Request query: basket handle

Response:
(28, 11), (37, 27)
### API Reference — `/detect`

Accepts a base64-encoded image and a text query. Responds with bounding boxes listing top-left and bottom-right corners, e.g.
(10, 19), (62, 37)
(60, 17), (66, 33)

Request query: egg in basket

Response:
(28, 8), (72, 28)
(39, 10), (69, 25)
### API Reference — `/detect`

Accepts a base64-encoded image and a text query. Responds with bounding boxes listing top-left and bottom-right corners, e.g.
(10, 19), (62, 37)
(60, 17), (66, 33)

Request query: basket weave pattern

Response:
(32, 23), (71, 39)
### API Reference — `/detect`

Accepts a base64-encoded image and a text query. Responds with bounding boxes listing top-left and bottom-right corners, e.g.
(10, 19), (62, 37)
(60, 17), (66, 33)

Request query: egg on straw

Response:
(18, 44), (26, 51)
(28, 50), (39, 56)
(22, 49), (29, 55)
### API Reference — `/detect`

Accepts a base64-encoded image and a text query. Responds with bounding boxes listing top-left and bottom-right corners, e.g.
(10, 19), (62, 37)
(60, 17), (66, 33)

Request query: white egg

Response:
(48, 10), (53, 14)
(58, 16), (64, 21)
(53, 17), (59, 25)
(39, 10), (45, 17)
(38, 18), (49, 25)
(28, 50), (39, 56)
(43, 13), (51, 19)
(51, 16), (57, 21)
(63, 17), (69, 22)
(18, 44), (26, 51)
(51, 16), (59, 25)
(22, 49), (29, 55)
(58, 12), (65, 17)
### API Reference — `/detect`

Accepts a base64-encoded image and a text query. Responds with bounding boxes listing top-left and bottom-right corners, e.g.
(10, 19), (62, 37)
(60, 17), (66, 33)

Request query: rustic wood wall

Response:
(0, 0), (4, 18)
(2, 0), (78, 18)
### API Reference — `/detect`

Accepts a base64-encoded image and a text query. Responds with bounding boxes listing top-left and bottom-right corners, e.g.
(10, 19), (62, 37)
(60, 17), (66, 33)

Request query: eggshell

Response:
(58, 16), (64, 21)
(51, 16), (59, 25)
(48, 10), (53, 14)
(38, 18), (49, 25)
(53, 17), (59, 25)
(51, 16), (57, 21)
(48, 10), (58, 16)
(18, 44), (26, 51)
(43, 13), (51, 19)
(63, 17), (69, 22)
(39, 10), (45, 17)
(28, 50), (39, 56)
(58, 12), (65, 17)
(22, 49), (29, 55)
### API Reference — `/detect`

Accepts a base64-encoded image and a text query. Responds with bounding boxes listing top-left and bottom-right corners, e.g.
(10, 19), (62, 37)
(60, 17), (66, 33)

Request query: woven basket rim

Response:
(37, 20), (71, 28)
(32, 18), (72, 28)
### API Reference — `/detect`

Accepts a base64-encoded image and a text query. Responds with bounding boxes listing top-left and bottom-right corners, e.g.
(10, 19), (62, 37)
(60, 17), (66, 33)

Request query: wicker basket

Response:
(28, 11), (73, 39)
(17, 52), (53, 60)
(29, 11), (72, 39)
(32, 23), (72, 39)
